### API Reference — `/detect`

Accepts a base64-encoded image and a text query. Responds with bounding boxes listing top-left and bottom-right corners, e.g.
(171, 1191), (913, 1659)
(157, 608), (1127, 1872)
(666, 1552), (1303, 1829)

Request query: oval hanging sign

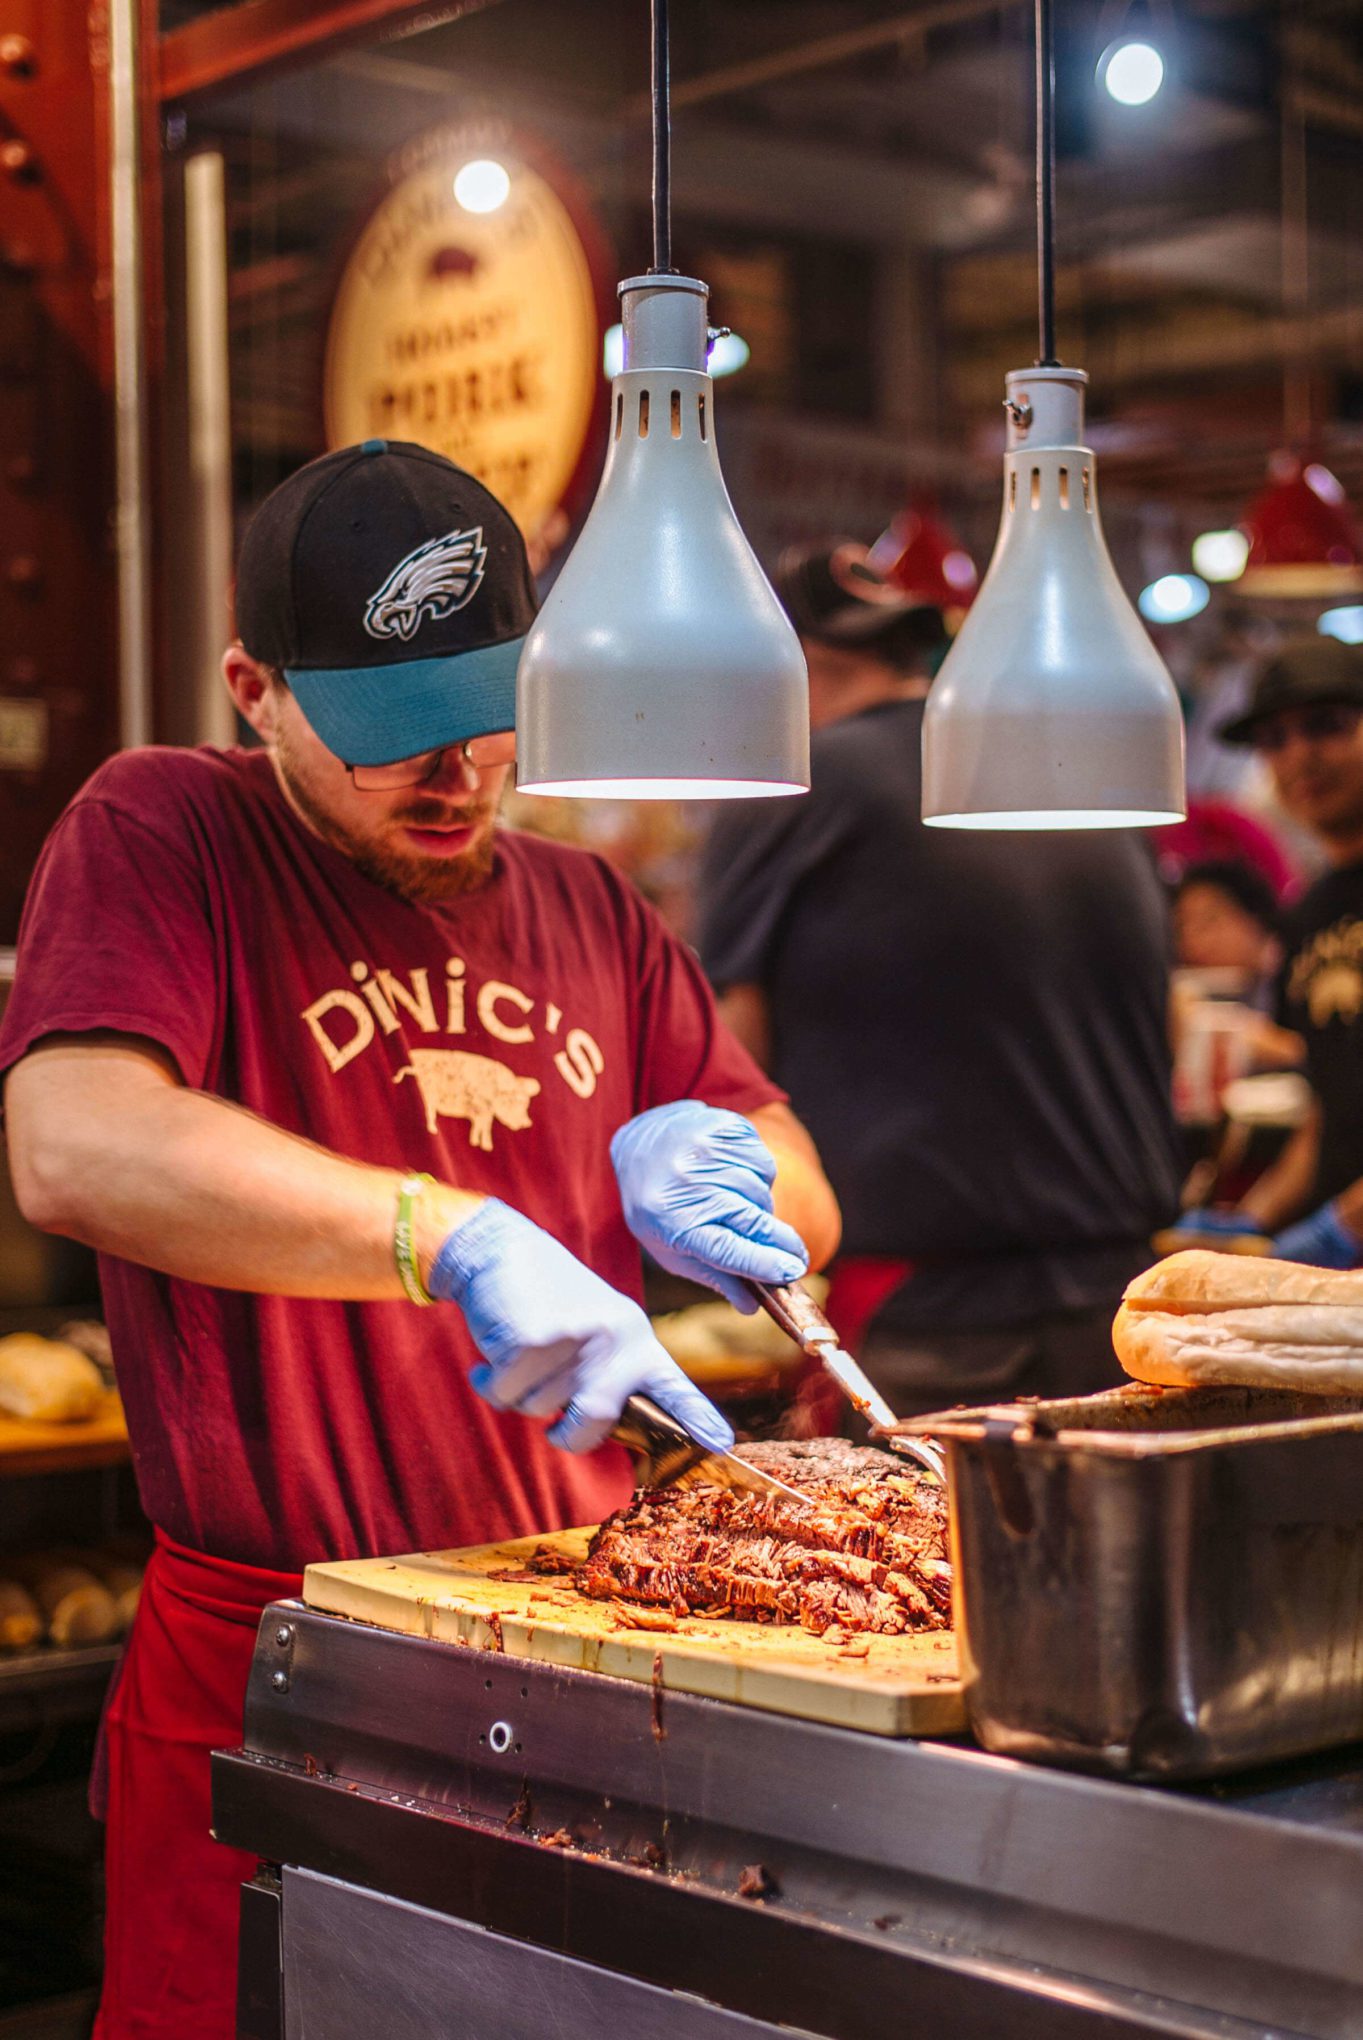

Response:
(324, 121), (609, 544)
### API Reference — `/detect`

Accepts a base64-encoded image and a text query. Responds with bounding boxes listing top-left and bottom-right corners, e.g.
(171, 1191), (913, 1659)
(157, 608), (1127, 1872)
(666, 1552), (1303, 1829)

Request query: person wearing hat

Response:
(699, 537), (1180, 1426)
(0, 443), (839, 2039)
(1176, 639), (1363, 1264)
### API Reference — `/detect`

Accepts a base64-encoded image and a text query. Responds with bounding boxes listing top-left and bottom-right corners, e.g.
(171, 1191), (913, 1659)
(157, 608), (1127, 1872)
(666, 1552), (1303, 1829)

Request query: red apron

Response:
(94, 1531), (302, 2040)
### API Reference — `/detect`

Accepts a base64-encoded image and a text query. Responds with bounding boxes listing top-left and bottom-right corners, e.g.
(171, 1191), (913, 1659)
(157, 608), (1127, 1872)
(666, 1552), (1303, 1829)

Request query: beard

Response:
(273, 734), (500, 903)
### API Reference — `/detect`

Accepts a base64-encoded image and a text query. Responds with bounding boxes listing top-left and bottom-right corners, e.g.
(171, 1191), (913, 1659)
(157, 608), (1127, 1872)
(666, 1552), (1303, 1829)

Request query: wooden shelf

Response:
(0, 1390), (129, 1477)
(0, 1640), (123, 1731)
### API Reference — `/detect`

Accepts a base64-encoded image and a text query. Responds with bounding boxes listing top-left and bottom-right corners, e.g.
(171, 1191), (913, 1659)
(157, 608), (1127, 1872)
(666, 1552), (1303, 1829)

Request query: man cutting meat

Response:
(0, 441), (839, 2040)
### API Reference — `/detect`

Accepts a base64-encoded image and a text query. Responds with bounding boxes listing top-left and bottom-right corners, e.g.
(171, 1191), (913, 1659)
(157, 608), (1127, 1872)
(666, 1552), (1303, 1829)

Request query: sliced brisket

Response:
(572, 1439), (950, 1636)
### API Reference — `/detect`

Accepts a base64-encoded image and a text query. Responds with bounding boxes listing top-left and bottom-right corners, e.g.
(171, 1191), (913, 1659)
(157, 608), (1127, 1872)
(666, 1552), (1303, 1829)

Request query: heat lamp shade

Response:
(1237, 455), (1363, 600)
(922, 367), (1185, 829)
(516, 367), (809, 799)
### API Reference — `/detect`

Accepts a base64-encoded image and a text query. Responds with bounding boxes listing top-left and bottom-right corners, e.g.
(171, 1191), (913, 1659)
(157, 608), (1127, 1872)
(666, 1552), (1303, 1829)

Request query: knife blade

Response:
(610, 1393), (811, 1510)
(741, 1279), (946, 1483)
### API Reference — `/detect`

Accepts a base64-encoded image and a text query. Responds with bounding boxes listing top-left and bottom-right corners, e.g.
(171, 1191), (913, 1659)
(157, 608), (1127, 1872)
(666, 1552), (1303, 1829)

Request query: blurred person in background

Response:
(1177, 641), (1363, 1265)
(1171, 860), (1301, 1072)
(699, 539), (1181, 1422)
(1174, 859), (1283, 987)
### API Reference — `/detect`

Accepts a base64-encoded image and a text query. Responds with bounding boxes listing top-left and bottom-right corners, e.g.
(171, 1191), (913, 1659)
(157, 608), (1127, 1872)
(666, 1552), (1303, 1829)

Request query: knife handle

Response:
(741, 1277), (836, 1354)
(610, 1393), (709, 1491)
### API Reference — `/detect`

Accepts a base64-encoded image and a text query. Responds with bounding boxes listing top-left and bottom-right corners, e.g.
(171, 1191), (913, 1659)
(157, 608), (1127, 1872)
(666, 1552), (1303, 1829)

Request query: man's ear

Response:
(222, 644), (278, 740)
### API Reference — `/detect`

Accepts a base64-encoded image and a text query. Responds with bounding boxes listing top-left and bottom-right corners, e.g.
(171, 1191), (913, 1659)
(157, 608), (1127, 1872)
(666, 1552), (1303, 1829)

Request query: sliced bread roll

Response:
(1124, 1250), (1363, 1317)
(1114, 1300), (1363, 1391)
(1115, 1252), (1363, 1393)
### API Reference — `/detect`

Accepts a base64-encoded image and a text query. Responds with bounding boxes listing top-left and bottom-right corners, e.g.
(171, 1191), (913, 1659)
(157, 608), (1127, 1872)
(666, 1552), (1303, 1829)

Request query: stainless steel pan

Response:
(895, 1382), (1363, 1778)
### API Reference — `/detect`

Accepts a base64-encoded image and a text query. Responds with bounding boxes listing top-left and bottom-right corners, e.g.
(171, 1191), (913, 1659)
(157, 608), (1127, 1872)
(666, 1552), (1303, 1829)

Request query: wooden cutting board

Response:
(304, 1528), (964, 1738)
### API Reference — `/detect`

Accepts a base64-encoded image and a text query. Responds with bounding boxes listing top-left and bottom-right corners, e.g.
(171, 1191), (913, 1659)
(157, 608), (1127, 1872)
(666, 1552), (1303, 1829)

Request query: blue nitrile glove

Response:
(1173, 1208), (1257, 1238)
(1271, 1200), (1363, 1269)
(429, 1198), (734, 1457)
(610, 1100), (809, 1313)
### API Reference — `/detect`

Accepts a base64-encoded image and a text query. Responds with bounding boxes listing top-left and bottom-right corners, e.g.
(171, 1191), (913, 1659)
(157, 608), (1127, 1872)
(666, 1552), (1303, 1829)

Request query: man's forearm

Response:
(1238, 1108), (1321, 1231)
(5, 1039), (480, 1297)
(749, 1102), (841, 1272)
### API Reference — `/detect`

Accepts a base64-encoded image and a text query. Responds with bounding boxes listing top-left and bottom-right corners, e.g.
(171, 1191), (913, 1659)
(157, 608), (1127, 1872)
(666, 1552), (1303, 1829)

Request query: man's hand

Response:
(428, 1198), (734, 1455)
(1271, 1200), (1363, 1269)
(610, 1100), (808, 1312)
(1171, 1208), (1260, 1239)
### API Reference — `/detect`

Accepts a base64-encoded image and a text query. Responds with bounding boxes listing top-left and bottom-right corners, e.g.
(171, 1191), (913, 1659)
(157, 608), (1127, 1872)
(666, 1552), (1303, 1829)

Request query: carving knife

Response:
(610, 1394), (811, 1509)
(742, 1280), (947, 1484)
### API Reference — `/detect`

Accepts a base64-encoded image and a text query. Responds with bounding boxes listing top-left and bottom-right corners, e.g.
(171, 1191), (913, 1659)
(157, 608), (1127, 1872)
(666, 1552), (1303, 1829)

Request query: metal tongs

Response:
(741, 1280), (947, 1485)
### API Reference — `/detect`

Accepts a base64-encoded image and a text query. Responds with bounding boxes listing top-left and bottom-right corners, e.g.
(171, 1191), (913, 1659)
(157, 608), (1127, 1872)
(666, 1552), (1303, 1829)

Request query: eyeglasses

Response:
(1250, 703), (1363, 754)
(347, 731), (516, 791)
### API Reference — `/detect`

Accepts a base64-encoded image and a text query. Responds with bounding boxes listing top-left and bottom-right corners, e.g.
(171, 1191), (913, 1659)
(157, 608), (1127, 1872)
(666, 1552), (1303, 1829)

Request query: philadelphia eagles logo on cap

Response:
(363, 526), (488, 644)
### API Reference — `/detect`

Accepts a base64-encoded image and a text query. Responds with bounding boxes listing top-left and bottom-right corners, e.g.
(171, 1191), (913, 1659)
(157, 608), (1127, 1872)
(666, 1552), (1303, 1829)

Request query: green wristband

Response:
(395, 1172), (438, 1307)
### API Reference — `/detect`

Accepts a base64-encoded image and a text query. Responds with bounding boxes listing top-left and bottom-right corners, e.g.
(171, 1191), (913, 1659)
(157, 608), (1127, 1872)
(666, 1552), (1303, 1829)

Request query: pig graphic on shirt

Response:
(395, 1048), (541, 1150)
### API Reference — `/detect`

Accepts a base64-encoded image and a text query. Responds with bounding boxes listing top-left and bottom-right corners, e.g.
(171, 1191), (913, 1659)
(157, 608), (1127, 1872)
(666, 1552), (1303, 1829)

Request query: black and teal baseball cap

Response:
(234, 440), (536, 767)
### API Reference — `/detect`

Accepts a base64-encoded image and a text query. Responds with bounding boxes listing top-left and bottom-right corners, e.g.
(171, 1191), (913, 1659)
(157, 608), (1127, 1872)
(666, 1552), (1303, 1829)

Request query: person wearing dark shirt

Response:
(699, 538), (1180, 1419)
(1179, 640), (1363, 1265)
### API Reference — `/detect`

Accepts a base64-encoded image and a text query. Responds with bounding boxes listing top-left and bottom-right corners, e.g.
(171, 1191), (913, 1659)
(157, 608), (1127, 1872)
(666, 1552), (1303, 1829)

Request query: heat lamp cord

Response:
(1035, 0), (1059, 366)
(651, 0), (673, 274)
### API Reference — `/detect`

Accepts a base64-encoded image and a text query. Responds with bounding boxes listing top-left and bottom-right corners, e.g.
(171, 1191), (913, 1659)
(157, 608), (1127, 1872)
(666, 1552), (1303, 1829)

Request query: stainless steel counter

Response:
(214, 1601), (1363, 2040)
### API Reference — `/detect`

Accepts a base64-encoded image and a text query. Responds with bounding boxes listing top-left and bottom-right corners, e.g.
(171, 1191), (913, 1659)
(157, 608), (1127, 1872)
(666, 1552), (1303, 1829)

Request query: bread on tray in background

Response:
(1115, 1250), (1363, 1393)
(0, 1547), (146, 1653)
(0, 1332), (104, 1421)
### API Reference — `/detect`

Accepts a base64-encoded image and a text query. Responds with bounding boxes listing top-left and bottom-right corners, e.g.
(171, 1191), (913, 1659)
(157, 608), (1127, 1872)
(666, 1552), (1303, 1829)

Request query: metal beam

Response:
(624, 0), (1023, 120)
(158, 0), (502, 108)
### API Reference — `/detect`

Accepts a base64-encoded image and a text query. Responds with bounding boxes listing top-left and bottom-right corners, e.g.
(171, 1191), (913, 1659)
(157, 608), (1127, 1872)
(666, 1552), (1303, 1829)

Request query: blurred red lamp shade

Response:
(1237, 454), (1363, 599)
(868, 504), (978, 625)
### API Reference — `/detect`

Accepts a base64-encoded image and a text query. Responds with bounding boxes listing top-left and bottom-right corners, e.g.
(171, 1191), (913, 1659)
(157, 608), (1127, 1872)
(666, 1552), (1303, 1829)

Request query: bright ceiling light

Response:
(1191, 528), (1250, 582)
(1098, 38), (1165, 106)
(604, 321), (750, 382)
(453, 158), (511, 214)
(1139, 573), (1210, 623)
(1319, 606), (1363, 645)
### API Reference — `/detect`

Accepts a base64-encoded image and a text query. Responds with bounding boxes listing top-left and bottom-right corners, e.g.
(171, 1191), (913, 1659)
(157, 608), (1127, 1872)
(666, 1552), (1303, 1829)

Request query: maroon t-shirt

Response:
(0, 747), (781, 1569)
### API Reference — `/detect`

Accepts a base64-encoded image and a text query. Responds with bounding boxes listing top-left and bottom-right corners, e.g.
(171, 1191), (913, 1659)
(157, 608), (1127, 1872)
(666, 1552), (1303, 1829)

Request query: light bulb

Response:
(1191, 528), (1249, 582)
(1098, 39), (1165, 105)
(517, 274), (809, 799)
(922, 366), (1186, 830)
(1319, 606), (1363, 645)
(453, 159), (511, 214)
(1138, 573), (1209, 623)
(602, 323), (625, 379)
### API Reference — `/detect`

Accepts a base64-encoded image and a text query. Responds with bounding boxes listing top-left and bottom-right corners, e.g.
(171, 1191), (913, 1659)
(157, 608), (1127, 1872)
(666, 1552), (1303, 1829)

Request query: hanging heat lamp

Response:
(515, 0), (808, 799)
(1236, 454), (1363, 601)
(1232, 78), (1363, 601)
(921, 0), (1185, 829)
(867, 502), (978, 631)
